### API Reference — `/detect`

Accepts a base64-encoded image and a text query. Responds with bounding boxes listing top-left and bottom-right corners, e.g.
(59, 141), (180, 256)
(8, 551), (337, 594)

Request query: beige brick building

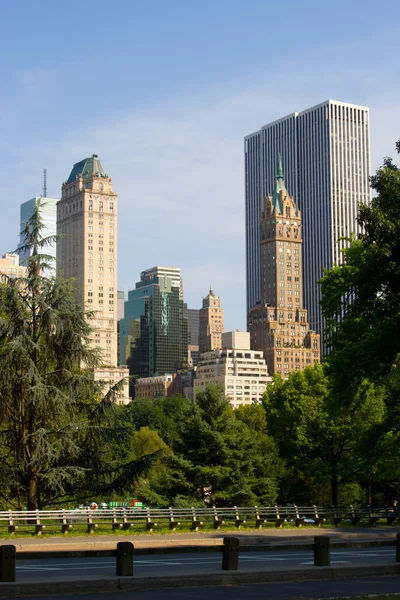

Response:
(199, 286), (224, 354)
(56, 154), (129, 403)
(248, 158), (320, 378)
(194, 331), (271, 407)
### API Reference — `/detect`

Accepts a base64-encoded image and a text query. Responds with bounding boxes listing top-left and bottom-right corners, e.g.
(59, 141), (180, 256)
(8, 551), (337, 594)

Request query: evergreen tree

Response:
(0, 202), (152, 509)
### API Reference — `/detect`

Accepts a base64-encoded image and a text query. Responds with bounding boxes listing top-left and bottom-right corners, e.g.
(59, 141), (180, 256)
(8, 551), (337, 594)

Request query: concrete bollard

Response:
(314, 536), (330, 566)
(396, 533), (400, 562)
(0, 545), (16, 582)
(222, 536), (240, 570)
(116, 541), (134, 577)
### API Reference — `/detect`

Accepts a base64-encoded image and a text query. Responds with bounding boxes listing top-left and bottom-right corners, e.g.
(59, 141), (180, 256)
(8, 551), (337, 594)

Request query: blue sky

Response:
(1, 0), (400, 330)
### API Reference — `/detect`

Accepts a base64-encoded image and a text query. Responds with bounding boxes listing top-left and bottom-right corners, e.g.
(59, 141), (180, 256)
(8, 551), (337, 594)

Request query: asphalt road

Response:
(16, 547), (397, 580)
(17, 575), (400, 600)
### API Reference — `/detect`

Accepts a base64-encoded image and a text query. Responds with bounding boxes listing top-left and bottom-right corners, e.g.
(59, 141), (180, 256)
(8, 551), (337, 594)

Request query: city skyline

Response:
(1, 1), (399, 332)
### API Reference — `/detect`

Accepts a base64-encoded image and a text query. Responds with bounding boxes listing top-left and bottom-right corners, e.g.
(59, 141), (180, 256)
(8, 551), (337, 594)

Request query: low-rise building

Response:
(194, 331), (271, 407)
(135, 372), (193, 400)
(92, 367), (130, 405)
(0, 253), (27, 283)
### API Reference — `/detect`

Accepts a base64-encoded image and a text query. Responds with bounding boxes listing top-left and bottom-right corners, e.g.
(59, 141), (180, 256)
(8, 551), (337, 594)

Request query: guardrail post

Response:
(0, 545), (16, 582)
(396, 533), (400, 562)
(222, 536), (239, 570)
(116, 541), (134, 577)
(314, 536), (330, 566)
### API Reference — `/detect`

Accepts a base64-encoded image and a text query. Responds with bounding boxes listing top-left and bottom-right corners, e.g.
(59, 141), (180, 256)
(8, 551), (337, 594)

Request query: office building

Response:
(194, 331), (271, 407)
(117, 291), (125, 366)
(199, 287), (224, 354)
(248, 161), (320, 377)
(184, 303), (200, 367)
(18, 197), (58, 275)
(120, 266), (188, 386)
(56, 154), (129, 404)
(245, 100), (370, 345)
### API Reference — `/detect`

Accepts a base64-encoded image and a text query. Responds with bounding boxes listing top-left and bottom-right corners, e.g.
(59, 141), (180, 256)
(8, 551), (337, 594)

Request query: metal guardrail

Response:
(0, 504), (399, 535)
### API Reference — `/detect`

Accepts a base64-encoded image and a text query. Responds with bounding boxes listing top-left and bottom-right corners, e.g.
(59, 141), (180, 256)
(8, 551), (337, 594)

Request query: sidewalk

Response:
(2, 525), (400, 553)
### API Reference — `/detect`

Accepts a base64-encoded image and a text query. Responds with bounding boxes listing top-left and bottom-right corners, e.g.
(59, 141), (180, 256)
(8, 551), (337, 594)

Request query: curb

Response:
(0, 564), (399, 597)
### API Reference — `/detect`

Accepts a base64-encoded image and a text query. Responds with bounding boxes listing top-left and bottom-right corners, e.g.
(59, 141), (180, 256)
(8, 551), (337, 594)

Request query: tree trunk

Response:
(331, 472), (339, 506)
(27, 474), (38, 512)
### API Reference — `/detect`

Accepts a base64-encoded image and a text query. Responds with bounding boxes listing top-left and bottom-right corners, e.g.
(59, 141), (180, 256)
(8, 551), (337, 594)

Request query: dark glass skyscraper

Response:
(120, 267), (188, 390)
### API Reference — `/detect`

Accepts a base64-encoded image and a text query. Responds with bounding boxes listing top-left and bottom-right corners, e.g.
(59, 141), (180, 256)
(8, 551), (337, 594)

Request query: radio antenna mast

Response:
(42, 168), (47, 198)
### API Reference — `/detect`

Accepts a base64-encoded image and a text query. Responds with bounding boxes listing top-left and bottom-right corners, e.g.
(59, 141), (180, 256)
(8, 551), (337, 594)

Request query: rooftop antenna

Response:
(42, 168), (47, 198)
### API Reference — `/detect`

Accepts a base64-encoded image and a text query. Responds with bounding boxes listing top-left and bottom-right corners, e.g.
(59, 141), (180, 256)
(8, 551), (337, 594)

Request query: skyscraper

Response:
(198, 287), (224, 354)
(18, 197), (58, 274)
(120, 266), (188, 384)
(184, 303), (200, 367)
(245, 100), (370, 344)
(248, 159), (320, 377)
(56, 154), (129, 403)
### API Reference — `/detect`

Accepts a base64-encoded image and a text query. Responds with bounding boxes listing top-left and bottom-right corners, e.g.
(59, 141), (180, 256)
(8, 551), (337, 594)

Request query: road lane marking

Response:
(301, 561), (351, 565)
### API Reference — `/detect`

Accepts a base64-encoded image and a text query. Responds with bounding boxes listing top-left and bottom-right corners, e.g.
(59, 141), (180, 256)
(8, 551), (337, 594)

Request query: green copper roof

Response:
(272, 153), (286, 213)
(66, 154), (107, 184)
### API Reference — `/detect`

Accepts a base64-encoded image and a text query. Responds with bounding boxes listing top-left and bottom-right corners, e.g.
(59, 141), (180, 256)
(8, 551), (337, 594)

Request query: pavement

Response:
(0, 527), (399, 598)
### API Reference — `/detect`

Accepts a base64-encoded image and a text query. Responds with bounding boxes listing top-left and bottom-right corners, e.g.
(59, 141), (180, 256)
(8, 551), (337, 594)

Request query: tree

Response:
(171, 385), (284, 506)
(320, 140), (400, 389)
(263, 364), (386, 505)
(0, 202), (153, 509)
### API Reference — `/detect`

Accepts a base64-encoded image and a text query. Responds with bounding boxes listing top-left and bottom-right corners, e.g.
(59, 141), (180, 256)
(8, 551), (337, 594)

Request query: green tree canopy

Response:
(320, 140), (400, 390)
(263, 364), (386, 505)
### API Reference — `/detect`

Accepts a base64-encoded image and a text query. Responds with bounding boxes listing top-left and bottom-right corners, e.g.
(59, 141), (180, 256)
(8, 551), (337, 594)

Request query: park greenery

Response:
(0, 142), (400, 510)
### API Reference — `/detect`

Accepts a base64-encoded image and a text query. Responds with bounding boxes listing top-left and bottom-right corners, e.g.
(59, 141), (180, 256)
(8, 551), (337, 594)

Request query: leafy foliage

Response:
(263, 364), (386, 505)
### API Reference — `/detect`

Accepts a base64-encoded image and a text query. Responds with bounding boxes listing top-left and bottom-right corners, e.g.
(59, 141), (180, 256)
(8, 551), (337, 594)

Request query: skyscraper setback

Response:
(56, 154), (129, 403)
(245, 100), (370, 345)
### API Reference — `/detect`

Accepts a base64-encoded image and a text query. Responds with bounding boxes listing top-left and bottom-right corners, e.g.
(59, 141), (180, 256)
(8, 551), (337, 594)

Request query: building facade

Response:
(56, 154), (129, 403)
(184, 303), (200, 367)
(198, 287), (224, 354)
(0, 253), (27, 283)
(194, 331), (271, 408)
(245, 100), (370, 346)
(134, 372), (193, 400)
(119, 266), (188, 386)
(18, 197), (58, 275)
(248, 161), (320, 377)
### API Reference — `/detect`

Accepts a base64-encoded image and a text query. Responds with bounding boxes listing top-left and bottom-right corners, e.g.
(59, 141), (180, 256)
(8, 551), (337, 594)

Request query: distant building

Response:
(0, 253), (27, 283)
(245, 100), (370, 349)
(135, 372), (193, 400)
(248, 159), (320, 378)
(184, 303), (200, 367)
(194, 331), (271, 407)
(117, 290), (125, 366)
(198, 287), (224, 354)
(56, 154), (129, 404)
(120, 266), (188, 389)
(18, 197), (58, 276)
